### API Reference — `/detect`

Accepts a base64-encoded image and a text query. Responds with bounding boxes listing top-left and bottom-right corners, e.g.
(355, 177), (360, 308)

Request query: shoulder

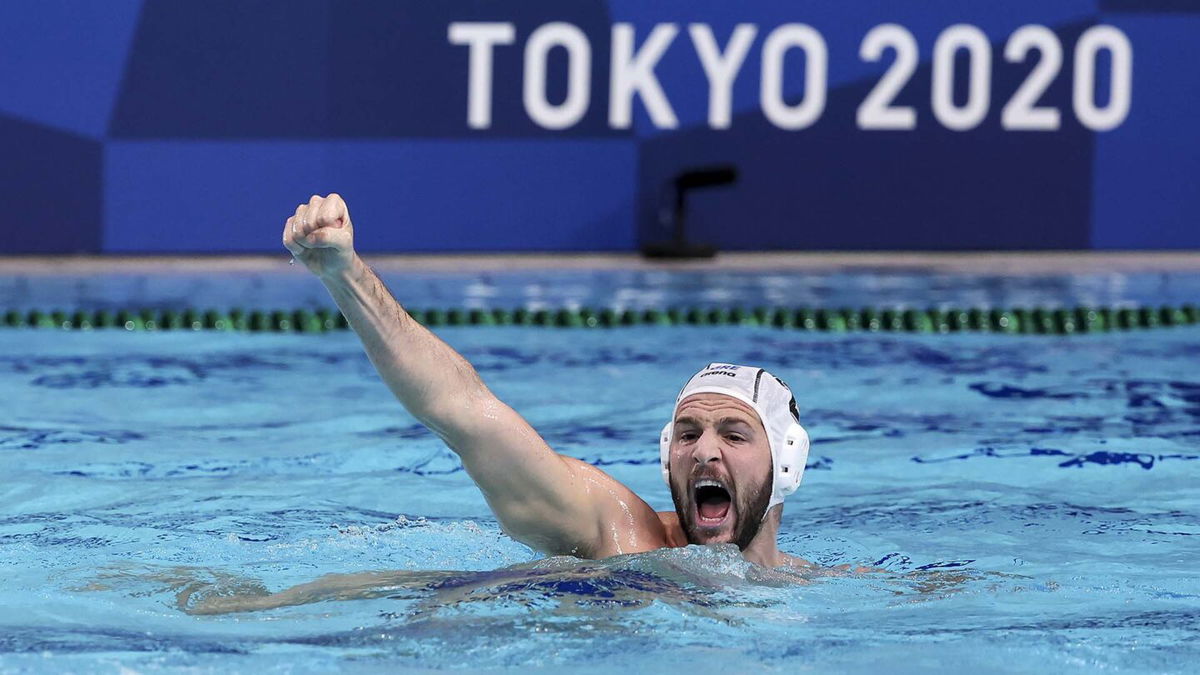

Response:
(556, 457), (679, 557)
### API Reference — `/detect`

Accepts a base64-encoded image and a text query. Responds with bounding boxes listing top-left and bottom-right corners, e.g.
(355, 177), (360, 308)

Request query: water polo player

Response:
(282, 194), (812, 569)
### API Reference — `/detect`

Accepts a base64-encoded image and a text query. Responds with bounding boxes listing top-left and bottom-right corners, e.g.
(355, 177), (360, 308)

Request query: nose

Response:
(690, 429), (722, 467)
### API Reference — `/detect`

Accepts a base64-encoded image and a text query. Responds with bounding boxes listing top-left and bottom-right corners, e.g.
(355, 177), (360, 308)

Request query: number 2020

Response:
(856, 24), (1132, 132)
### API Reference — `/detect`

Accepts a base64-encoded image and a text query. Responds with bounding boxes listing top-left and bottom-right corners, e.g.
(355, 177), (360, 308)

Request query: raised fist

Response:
(282, 193), (356, 278)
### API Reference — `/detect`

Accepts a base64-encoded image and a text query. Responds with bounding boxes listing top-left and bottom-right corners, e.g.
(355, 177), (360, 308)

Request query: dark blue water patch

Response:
(0, 351), (371, 390)
(331, 507), (430, 527)
(803, 499), (991, 530)
(458, 345), (663, 373)
(0, 524), (115, 549)
(843, 422), (885, 432)
(50, 452), (346, 480)
(806, 456), (834, 471)
(808, 418), (911, 444)
(911, 446), (1074, 463)
(1170, 381), (1200, 397)
(870, 552), (913, 569)
(179, 421), (290, 432)
(392, 449), (463, 476)
(970, 382), (1088, 400)
(0, 512), (76, 527)
(226, 533), (273, 542)
(1159, 453), (1200, 462)
(0, 505), (390, 545)
(1030, 503), (1139, 518)
(912, 446), (1199, 470)
(411, 567), (719, 614)
(801, 497), (1200, 539)
(1059, 451), (1157, 470)
(1122, 340), (1200, 365)
(33, 370), (193, 388)
(578, 455), (657, 468)
(570, 451), (848, 474)
(0, 626), (249, 655)
(813, 431), (905, 445)
(489, 571), (693, 607)
(740, 336), (1050, 377)
(808, 409), (985, 439)
(767, 636), (888, 661)
(540, 424), (643, 447)
(913, 559), (976, 571)
(270, 617), (660, 656)
(970, 379), (1200, 426)
(458, 346), (541, 369)
(894, 608), (1200, 636)
(819, 400), (1196, 444)
(1021, 416), (1108, 434)
(357, 423), (435, 440)
(56, 461), (154, 478)
(0, 426), (144, 450)
(362, 421), (650, 447)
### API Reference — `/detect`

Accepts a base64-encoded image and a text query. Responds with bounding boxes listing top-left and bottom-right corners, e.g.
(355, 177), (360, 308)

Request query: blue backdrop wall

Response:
(2, 0), (1197, 254)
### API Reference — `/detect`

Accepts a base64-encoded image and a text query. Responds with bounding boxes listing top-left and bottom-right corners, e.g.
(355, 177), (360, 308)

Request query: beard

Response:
(670, 463), (773, 551)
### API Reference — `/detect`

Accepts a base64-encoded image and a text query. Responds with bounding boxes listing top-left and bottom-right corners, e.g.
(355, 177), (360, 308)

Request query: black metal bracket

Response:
(640, 165), (738, 259)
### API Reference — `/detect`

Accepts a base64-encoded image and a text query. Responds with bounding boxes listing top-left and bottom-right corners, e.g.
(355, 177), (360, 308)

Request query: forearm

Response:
(319, 256), (488, 432)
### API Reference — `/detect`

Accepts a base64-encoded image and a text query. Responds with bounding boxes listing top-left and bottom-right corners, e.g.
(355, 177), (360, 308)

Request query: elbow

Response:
(409, 386), (499, 450)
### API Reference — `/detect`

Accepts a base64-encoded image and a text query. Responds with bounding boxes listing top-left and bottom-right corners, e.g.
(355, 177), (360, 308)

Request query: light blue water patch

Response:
(2, 321), (1198, 673)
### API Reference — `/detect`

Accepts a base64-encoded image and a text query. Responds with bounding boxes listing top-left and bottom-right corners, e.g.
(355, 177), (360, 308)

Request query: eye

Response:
(677, 431), (699, 442)
(726, 433), (746, 443)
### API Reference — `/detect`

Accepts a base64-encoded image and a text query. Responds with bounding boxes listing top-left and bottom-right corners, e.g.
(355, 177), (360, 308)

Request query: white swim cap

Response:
(660, 363), (810, 513)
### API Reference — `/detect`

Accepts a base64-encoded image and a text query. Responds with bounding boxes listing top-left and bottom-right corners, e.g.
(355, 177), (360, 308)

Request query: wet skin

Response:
(542, 392), (808, 568)
(667, 394), (774, 549)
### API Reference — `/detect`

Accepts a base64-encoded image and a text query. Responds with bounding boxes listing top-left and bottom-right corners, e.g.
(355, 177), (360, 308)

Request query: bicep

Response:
(426, 393), (612, 555)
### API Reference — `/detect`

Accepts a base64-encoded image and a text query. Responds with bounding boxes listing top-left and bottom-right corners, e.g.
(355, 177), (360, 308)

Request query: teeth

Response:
(694, 479), (726, 490)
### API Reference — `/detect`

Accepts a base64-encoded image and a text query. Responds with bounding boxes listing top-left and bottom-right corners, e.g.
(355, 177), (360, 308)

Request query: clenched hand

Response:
(282, 193), (356, 278)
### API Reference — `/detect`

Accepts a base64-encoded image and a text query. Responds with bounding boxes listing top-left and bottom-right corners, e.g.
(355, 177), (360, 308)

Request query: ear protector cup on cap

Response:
(775, 423), (810, 497)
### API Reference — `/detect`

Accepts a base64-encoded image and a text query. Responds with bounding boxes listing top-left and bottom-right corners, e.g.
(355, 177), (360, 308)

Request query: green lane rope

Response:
(1, 305), (1197, 335)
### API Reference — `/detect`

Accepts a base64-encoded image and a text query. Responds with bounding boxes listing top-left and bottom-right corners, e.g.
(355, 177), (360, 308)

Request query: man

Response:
(282, 194), (813, 570)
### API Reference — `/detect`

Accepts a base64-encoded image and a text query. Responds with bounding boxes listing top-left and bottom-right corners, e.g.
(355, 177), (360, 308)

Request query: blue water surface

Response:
(1, 269), (1198, 673)
(2, 266), (1198, 312)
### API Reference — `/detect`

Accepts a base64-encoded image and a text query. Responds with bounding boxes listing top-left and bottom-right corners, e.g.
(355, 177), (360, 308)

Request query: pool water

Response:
(3, 267), (1200, 313)
(2, 270), (1199, 673)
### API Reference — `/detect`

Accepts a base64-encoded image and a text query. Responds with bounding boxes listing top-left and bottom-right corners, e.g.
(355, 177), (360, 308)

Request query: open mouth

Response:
(693, 479), (732, 527)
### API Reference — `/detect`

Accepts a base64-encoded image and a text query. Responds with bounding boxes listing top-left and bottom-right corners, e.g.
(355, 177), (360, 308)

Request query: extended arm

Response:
(320, 256), (612, 553)
(282, 195), (661, 557)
